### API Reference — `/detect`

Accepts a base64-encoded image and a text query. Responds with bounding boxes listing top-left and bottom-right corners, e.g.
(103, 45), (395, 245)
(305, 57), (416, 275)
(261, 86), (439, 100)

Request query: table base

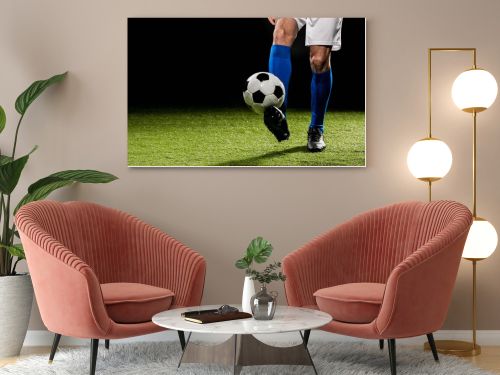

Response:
(178, 331), (317, 374)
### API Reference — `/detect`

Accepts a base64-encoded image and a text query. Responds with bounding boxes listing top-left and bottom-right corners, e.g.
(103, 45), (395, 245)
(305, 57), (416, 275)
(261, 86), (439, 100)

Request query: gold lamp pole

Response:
(407, 49), (453, 200)
(420, 48), (498, 357)
(462, 107), (481, 356)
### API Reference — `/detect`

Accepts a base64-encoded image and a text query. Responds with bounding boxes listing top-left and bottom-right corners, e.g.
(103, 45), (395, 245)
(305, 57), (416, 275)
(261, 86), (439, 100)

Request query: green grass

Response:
(128, 108), (365, 167)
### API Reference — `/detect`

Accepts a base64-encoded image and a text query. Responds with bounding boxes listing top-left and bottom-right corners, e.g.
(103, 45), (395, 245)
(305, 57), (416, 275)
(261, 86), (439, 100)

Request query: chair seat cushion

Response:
(101, 283), (174, 324)
(313, 283), (385, 324)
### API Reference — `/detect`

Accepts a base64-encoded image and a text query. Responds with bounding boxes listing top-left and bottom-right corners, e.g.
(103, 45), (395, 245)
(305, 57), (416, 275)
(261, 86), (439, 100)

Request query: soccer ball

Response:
(243, 72), (285, 114)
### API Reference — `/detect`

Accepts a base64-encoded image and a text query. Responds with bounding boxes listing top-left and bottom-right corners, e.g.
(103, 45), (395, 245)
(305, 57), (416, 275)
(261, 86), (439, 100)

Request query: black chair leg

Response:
(303, 329), (311, 347)
(379, 339), (384, 350)
(388, 339), (396, 375)
(90, 339), (99, 375)
(105, 339), (110, 350)
(177, 330), (186, 350)
(48, 333), (62, 363)
(426, 333), (439, 362)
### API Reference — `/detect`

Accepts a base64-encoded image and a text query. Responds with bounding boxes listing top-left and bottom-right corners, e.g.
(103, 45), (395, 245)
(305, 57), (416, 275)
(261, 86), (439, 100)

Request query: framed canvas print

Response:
(128, 17), (365, 167)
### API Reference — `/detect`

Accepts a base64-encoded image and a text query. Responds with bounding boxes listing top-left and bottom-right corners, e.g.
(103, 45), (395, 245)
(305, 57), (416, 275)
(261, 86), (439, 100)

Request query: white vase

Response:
(241, 276), (255, 313)
(0, 274), (34, 358)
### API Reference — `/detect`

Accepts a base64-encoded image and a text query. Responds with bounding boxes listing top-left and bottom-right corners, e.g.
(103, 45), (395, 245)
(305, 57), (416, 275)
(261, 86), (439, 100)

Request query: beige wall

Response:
(1, 0), (500, 331)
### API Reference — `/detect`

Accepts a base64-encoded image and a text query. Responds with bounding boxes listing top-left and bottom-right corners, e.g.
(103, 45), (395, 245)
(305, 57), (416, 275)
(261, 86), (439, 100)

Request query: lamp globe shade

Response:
(407, 138), (453, 181)
(462, 218), (498, 259)
(452, 69), (498, 113)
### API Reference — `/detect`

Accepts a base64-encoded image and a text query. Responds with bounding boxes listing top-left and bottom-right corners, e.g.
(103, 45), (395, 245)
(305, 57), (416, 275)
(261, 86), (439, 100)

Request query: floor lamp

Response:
(407, 48), (498, 357)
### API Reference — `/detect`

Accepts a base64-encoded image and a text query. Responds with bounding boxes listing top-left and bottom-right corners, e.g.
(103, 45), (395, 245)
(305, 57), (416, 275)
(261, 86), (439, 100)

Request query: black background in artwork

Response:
(128, 18), (365, 111)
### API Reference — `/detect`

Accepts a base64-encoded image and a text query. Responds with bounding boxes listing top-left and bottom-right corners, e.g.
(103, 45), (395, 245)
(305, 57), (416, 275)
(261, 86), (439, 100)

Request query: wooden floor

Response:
(465, 346), (500, 373)
(1, 345), (500, 372)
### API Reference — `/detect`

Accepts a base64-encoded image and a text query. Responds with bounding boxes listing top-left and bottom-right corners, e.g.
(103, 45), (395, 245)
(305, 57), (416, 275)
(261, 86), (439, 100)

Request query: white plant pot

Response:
(0, 274), (33, 358)
(241, 276), (255, 313)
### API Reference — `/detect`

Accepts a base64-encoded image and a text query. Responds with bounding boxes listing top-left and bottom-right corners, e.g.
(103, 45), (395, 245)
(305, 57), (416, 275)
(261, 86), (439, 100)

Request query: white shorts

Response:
(294, 18), (343, 51)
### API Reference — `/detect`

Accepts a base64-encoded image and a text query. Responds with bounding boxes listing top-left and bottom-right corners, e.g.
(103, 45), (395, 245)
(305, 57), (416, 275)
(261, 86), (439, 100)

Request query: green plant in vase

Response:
(235, 237), (286, 319)
(0, 72), (117, 357)
(235, 236), (273, 313)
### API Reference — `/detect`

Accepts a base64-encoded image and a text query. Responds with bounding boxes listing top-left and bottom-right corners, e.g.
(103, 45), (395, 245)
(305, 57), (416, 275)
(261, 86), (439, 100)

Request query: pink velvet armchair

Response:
(283, 200), (472, 375)
(16, 200), (206, 375)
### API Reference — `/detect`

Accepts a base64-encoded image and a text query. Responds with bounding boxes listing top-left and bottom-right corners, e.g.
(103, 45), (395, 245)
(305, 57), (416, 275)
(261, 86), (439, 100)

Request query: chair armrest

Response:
(375, 228), (470, 338)
(283, 220), (359, 307)
(18, 230), (111, 339)
(125, 219), (206, 307)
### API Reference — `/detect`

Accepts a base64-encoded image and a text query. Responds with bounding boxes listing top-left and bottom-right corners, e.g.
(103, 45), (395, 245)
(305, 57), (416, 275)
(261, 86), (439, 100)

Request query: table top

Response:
(152, 305), (332, 335)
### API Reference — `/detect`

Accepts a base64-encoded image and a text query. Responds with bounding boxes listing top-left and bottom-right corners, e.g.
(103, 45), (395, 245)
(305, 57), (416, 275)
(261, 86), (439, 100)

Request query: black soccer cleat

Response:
(263, 106), (290, 142)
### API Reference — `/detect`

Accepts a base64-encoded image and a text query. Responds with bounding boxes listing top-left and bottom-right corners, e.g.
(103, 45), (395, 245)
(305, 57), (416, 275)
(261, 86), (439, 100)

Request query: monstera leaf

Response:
(246, 236), (273, 263)
(235, 258), (251, 269)
(15, 72), (67, 115)
(235, 237), (274, 270)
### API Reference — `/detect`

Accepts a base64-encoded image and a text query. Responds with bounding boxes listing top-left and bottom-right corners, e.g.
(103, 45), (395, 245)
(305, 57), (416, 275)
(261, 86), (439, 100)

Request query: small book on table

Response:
(182, 308), (252, 324)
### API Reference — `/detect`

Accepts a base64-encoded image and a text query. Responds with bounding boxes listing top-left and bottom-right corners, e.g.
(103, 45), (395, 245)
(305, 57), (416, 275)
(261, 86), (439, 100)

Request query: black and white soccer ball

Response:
(243, 72), (285, 114)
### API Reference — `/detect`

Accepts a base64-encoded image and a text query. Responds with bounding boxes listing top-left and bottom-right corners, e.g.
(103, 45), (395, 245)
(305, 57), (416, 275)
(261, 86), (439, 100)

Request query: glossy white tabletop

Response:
(152, 305), (332, 335)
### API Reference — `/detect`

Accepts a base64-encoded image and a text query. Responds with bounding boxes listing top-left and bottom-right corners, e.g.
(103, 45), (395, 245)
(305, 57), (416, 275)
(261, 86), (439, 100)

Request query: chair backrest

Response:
(341, 201), (421, 284)
(16, 200), (140, 284)
(344, 200), (468, 284)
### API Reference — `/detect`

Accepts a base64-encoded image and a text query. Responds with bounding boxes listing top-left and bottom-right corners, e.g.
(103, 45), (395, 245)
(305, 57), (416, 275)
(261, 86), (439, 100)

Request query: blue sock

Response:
(268, 45), (291, 114)
(310, 69), (333, 133)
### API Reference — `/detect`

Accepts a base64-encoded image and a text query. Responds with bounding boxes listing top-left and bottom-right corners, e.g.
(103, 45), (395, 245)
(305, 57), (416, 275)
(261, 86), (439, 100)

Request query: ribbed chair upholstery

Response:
(16, 200), (206, 375)
(283, 200), (472, 375)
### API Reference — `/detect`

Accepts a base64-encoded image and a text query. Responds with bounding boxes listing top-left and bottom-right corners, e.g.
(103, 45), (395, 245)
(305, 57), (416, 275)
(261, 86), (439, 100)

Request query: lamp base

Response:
(424, 340), (481, 357)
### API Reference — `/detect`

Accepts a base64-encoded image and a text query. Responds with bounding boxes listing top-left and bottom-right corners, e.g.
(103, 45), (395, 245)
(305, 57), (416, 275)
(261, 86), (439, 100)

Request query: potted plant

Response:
(235, 237), (286, 318)
(0, 72), (117, 358)
(235, 237), (272, 312)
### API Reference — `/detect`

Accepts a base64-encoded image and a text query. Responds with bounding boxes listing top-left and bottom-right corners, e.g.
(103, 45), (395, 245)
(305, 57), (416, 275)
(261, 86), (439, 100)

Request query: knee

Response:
(310, 53), (330, 73)
(273, 27), (294, 46)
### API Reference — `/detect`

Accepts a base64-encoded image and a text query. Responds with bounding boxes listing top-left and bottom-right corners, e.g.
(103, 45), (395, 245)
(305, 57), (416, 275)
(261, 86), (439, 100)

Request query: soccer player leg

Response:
(264, 17), (299, 142)
(307, 46), (331, 151)
(305, 18), (342, 152)
(269, 17), (299, 113)
(309, 45), (332, 134)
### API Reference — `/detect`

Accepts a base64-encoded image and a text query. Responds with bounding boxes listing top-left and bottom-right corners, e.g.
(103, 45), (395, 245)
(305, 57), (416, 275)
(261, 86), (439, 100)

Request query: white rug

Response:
(0, 341), (494, 374)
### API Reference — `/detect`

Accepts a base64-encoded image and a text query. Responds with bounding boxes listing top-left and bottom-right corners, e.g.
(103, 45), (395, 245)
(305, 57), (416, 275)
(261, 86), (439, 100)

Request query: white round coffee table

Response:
(153, 305), (331, 374)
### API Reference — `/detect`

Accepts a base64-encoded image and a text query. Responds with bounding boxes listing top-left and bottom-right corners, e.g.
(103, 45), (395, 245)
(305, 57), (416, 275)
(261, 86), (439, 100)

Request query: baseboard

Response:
(23, 329), (500, 347)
